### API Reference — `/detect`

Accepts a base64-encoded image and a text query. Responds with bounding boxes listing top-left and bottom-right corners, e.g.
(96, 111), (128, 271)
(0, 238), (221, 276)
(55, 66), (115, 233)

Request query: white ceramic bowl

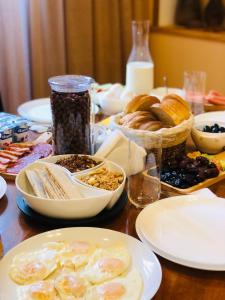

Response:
(73, 160), (126, 209)
(191, 120), (225, 154)
(16, 162), (114, 219)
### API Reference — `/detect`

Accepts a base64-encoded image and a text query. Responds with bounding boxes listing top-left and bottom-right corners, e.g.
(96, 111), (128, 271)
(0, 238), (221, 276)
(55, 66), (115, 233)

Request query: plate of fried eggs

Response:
(0, 227), (162, 300)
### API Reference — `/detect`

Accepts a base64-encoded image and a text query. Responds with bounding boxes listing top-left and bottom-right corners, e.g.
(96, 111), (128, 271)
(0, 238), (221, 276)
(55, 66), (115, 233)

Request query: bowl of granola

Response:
(73, 160), (126, 209)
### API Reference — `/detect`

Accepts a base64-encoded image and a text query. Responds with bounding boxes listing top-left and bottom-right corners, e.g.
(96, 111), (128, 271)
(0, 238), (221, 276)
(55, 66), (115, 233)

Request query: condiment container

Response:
(48, 75), (94, 155)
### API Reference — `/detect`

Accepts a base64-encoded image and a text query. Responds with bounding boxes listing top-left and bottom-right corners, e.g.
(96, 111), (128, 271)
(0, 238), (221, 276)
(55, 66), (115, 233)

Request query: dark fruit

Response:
(161, 154), (219, 189)
(202, 123), (225, 133)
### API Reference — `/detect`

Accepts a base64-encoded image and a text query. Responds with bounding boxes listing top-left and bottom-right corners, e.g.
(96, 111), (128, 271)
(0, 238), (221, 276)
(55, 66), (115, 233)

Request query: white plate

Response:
(136, 195), (225, 271)
(0, 227), (162, 300)
(18, 98), (99, 124)
(0, 175), (7, 199)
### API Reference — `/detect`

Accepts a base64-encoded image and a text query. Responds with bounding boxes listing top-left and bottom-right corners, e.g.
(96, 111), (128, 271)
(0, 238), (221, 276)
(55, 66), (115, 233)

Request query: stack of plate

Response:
(136, 195), (225, 271)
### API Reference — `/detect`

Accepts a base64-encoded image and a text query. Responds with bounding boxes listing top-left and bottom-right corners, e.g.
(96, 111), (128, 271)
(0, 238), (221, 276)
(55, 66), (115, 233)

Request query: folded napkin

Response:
(191, 188), (218, 199)
(95, 130), (146, 176)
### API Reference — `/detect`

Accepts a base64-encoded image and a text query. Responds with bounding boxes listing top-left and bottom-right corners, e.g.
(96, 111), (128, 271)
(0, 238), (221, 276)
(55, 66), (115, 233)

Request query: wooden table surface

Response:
(1, 177), (225, 299)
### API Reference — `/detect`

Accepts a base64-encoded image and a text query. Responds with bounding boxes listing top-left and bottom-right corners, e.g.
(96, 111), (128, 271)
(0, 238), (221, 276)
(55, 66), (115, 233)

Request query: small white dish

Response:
(192, 117), (225, 154)
(136, 195), (225, 271)
(73, 160), (126, 209)
(0, 227), (162, 300)
(0, 175), (7, 199)
(16, 162), (113, 219)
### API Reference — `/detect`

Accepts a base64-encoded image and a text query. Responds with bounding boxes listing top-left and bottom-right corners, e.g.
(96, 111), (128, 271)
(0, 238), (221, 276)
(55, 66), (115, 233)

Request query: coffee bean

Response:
(50, 90), (91, 155)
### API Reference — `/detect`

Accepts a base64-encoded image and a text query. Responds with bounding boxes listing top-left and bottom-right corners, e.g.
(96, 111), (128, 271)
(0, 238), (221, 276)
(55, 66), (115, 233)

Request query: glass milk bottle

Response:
(126, 20), (154, 94)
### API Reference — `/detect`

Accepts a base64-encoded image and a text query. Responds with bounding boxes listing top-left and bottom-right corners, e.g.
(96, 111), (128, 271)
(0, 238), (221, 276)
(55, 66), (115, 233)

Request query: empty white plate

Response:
(136, 195), (225, 270)
(0, 175), (7, 199)
(18, 98), (99, 124)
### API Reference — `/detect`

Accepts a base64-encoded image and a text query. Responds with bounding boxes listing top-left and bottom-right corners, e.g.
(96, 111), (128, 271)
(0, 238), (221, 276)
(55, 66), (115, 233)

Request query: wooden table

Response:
(1, 178), (225, 300)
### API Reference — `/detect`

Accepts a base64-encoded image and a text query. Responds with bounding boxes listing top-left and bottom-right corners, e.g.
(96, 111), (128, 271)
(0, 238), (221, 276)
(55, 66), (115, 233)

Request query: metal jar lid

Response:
(48, 75), (95, 93)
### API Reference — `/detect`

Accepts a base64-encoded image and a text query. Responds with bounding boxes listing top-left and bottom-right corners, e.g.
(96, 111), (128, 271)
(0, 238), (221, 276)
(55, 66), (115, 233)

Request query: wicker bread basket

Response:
(110, 113), (194, 163)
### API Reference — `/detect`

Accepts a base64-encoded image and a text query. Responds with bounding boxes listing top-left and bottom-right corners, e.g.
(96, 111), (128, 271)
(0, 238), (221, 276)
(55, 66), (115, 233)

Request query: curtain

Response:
(0, 0), (31, 113)
(0, 0), (66, 113)
(65, 0), (153, 84)
(0, 0), (153, 113)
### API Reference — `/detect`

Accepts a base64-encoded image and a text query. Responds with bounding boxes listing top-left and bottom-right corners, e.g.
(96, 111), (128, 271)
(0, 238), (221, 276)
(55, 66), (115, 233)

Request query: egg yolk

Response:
(29, 281), (56, 300)
(70, 241), (91, 254)
(19, 261), (46, 279)
(97, 282), (126, 300)
(98, 258), (124, 274)
(59, 275), (86, 297)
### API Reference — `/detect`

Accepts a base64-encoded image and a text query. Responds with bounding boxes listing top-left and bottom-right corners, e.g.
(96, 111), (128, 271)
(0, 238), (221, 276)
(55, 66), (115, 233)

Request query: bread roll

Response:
(150, 104), (176, 126)
(124, 95), (160, 113)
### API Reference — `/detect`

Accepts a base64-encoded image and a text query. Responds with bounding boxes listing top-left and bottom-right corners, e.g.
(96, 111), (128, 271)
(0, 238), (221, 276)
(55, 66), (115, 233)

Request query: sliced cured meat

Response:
(6, 147), (31, 153)
(9, 142), (34, 148)
(3, 150), (24, 157)
(0, 156), (10, 164)
(0, 152), (18, 162)
(0, 163), (7, 171)
(5, 143), (52, 174)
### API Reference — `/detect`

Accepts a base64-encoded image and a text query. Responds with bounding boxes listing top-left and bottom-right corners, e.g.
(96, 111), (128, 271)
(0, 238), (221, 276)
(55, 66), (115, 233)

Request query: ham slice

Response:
(0, 163), (7, 172)
(0, 157), (10, 164)
(9, 142), (34, 148)
(3, 150), (24, 157)
(6, 147), (31, 153)
(0, 152), (18, 162)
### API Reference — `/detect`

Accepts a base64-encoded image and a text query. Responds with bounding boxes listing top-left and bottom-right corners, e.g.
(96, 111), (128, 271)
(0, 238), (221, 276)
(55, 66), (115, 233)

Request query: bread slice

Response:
(150, 103), (176, 126)
(124, 95), (147, 114)
(25, 169), (47, 198)
(161, 99), (190, 124)
(45, 164), (83, 199)
(119, 111), (154, 125)
(138, 120), (164, 131)
(124, 95), (160, 114)
(36, 169), (65, 200)
(163, 94), (191, 111)
(125, 115), (155, 129)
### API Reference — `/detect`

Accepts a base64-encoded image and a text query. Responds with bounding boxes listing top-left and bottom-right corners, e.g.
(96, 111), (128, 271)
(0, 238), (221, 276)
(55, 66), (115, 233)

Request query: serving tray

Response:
(161, 171), (225, 194)
(16, 190), (127, 227)
(161, 151), (225, 194)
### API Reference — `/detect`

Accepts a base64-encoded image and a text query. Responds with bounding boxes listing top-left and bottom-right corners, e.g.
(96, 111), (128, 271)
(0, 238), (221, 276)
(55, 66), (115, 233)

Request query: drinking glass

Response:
(128, 133), (162, 208)
(183, 71), (206, 115)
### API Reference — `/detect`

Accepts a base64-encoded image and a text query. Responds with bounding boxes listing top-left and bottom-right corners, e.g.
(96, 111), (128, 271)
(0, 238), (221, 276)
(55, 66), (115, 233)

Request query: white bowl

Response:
(191, 120), (225, 154)
(74, 160), (126, 209)
(40, 154), (104, 175)
(16, 162), (113, 219)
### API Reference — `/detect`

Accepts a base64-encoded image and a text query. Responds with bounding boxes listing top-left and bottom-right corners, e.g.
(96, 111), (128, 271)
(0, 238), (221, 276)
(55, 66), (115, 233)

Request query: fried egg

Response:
(59, 241), (96, 270)
(9, 248), (58, 285)
(86, 269), (142, 300)
(82, 245), (131, 284)
(17, 280), (59, 300)
(55, 271), (90, 300)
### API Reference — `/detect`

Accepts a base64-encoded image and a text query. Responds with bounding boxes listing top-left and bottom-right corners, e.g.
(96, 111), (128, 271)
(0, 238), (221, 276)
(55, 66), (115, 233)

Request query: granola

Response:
(79, 167), (124, 191)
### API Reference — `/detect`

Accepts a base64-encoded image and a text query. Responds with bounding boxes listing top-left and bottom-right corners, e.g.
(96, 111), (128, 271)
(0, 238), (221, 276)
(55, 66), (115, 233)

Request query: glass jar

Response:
(126, 20), (154, 94)
(48, 75), (94, 155)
